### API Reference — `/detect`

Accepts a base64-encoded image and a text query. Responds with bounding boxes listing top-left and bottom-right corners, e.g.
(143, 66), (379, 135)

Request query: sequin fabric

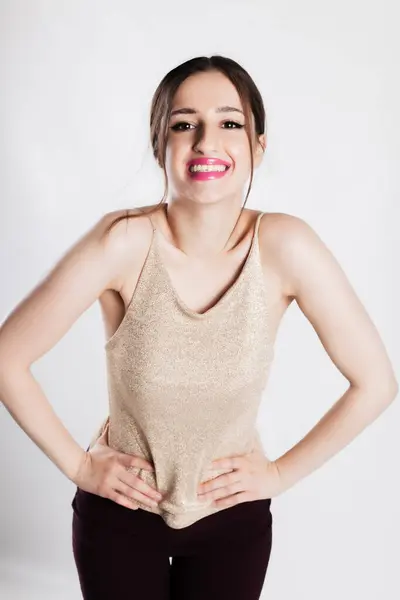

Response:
(89, 211), (275, 529)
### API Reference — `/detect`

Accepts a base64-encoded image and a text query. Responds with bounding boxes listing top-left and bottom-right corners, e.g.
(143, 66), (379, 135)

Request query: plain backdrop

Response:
(0, 1), (399, 599)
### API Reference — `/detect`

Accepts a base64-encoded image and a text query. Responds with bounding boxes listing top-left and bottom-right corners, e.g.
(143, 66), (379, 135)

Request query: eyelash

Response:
(170, 120), (245, 132)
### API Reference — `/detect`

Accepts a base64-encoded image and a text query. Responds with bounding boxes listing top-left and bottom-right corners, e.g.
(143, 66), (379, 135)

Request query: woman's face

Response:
(164, 70), (265, 206)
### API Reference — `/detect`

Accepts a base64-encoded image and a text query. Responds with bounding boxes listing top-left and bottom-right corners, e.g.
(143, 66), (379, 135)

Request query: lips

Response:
(186, 157), (231, 170)
(187, 157), (231, 168)
(187, 160), (231, 181)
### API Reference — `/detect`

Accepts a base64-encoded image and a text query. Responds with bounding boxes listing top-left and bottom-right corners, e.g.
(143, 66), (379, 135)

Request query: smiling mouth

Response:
(188, 164), (230, 173)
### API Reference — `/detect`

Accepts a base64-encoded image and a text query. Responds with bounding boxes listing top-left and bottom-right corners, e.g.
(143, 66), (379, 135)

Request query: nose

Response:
(192, 122), (220, 154)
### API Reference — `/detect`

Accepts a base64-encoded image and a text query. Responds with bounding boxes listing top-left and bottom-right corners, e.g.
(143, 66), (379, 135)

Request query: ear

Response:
(254, 133), (266, 168)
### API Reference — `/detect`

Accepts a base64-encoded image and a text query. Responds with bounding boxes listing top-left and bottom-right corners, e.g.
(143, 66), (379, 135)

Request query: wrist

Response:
(66, 447), (88, 486)
(272, 457), (293, 496)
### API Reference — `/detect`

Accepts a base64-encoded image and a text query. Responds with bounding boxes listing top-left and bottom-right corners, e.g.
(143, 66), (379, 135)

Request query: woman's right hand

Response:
(73, 424), (163, 511)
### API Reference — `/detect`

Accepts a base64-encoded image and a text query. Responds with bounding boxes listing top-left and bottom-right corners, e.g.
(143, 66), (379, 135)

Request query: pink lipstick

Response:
(187, 157), (231, 181)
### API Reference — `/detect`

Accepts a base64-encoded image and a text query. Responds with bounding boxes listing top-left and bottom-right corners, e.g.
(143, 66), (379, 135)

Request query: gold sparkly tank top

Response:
(89, 210), (275, 529)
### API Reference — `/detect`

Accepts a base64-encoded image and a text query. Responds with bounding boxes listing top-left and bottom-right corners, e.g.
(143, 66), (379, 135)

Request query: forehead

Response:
(171, 71), (243, 112)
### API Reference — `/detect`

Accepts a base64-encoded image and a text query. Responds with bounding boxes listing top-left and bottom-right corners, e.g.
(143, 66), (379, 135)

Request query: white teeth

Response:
(189, 164), (228, 173)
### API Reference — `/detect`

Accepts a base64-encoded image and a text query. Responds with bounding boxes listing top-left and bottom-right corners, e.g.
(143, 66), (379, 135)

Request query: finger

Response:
(119, 473), (162, 502)
(213, 491), (252, 508)
(201, 480), (243, 502)
(115, 481), (160, 509)
(214, 481), (244, 500)
(198, 472), (241, 495)
(120, 453), (155, 472)
(211, 456), (243, 470)
(109, 489), (139, 510)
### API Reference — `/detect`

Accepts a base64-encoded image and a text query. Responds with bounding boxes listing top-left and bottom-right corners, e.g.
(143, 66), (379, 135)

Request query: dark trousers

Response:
(71, 487), (273, 600)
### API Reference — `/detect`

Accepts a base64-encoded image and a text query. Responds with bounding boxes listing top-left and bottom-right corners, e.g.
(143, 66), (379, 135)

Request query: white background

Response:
(0, 1), (399, 598)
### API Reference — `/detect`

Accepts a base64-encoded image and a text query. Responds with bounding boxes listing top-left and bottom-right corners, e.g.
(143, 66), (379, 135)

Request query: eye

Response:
(222, 121), (245, 129)
(170, 122), (195, 132)
(170, 120), (245, 132)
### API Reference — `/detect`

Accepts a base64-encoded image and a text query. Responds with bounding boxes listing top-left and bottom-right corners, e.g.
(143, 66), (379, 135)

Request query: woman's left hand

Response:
(197, 449), (283, 507)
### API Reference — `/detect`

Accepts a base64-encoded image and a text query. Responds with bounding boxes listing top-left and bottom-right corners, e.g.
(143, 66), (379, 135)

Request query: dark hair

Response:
(105, 55), (267, 236)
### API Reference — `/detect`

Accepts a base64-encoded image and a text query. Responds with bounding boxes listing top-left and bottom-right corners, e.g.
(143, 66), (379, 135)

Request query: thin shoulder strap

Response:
(136, 207), (157, 232)
(254, 211), (265, 236)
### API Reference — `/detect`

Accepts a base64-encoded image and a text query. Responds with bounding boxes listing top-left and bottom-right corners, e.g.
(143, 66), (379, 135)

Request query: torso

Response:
(99, 204), (293, 346)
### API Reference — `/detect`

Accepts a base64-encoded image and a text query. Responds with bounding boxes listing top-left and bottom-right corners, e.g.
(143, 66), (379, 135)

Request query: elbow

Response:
(388, 377), (399, 402)
(0, 352), (29, 388)
(380, 372), (399, 402)
(350, 374), (399, 404)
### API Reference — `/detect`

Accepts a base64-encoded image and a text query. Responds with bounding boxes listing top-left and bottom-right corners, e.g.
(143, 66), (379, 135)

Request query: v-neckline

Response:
(152, 212), (264, 319)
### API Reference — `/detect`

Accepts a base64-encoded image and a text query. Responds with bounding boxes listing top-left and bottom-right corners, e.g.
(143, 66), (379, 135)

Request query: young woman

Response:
(0, 55), (397, 600)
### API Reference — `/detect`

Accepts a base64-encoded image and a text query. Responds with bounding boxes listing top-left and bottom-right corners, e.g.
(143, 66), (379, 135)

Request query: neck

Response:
(163, 198), (246, 260)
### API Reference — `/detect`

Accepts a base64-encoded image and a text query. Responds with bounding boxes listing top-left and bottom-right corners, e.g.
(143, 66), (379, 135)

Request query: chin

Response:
(193, 193), (237, 207)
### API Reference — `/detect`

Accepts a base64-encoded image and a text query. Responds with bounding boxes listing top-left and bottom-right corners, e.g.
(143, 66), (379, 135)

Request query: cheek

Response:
(166, 140), (186, 166)
(165, 145), (179, 169)
(230, 146), (252, 174)
(167, 133), (191, 152)
(164, 153), (172, 177)
(165, 147), (187, 184)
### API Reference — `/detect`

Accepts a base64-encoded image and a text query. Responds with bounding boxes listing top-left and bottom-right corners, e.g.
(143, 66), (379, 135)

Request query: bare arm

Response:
(264, 215), (398, 493)
(0, 211), (136, 483)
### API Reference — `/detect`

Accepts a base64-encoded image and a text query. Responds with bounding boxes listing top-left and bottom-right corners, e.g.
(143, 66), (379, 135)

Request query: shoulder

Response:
(259, 211), (331, 297)
(100, 206), (154, 238)
(99, 205), (155, 252)
(259, 211), (320, 259)
(95, 206), (156, 290)
(259, 211), (316, 243)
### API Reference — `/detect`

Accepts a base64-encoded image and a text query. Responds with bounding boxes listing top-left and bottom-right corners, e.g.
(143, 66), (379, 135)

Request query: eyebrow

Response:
(170, 106), (244, 117)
